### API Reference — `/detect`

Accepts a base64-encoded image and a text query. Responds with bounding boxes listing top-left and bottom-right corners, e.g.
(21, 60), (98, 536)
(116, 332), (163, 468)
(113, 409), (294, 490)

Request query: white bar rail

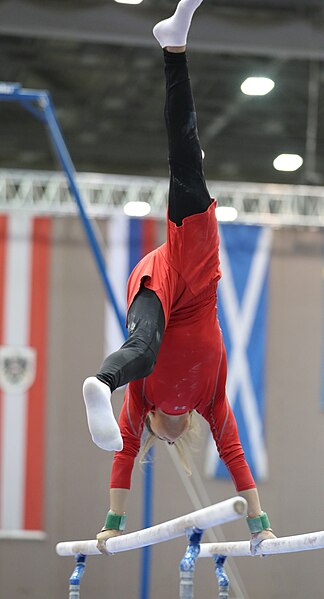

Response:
(56, 497), (247, 556)
(199, 530), (324, 558)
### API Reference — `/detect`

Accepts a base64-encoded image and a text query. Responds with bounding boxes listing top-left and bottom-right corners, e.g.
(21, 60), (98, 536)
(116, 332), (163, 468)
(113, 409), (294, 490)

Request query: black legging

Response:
(164, 50), (211, 225)
(97, 50), (211, 393)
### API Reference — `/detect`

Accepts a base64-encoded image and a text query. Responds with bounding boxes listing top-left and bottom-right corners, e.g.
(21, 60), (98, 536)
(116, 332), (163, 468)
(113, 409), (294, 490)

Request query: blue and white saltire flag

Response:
(205, 224), (272, 482)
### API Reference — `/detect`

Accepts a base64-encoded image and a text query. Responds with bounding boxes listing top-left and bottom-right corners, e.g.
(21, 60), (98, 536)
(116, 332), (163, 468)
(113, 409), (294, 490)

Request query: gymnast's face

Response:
(148, 409), (190, 444)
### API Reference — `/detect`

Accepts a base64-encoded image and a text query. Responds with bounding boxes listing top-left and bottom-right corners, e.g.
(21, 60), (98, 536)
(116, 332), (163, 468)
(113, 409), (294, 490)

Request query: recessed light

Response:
(273, 154), (303, 172)
(241, 77), (275, 96)
(114, 0), (143, 4)
(216, 206), (238, 222)
(123, 201), (151, 217)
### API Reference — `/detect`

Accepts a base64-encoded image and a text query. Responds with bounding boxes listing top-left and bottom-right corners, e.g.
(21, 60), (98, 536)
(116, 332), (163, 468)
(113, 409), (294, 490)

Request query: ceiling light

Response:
(273, 154), (303, 172)
(123, 201), (151, 217)
(241, 77), (275, 96)
(216, 206), (238, 222)
(114, 0), (143, 4)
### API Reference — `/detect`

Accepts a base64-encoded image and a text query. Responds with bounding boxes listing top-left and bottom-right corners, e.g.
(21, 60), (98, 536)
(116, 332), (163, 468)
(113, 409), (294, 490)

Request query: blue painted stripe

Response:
(140, 449), (154, 599)
(128, 217), (154, 599)
(320, 243), (324, 409)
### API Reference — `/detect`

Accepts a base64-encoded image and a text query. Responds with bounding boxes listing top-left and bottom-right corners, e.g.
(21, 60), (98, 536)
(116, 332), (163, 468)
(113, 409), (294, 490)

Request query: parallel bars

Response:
(56, 496), (246, 556)
(56, 496), (324, 599)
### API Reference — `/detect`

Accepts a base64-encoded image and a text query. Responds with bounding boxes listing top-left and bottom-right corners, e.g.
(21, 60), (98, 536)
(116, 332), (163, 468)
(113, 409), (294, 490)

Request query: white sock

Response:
(82, 377), (123, 452)
(153, 0), (204, 49)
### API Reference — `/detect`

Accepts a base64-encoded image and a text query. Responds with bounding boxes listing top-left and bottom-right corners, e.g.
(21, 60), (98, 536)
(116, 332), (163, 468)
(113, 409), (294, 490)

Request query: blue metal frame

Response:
(321, 237), (324, 410)
(140, 447), (154, 599)
(0, 82), (127, 338)
(0, 82), (153, 599)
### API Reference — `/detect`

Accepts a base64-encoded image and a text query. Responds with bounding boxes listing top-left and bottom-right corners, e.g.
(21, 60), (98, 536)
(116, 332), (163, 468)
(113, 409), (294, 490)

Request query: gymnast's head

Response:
(140, 409), (200, 475)
(148, 409), (191, 443)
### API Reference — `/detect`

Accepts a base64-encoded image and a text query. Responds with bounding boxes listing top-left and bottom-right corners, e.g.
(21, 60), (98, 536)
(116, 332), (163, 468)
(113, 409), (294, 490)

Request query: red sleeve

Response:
(126, 247), (177, 330)
(202, 393), (256, 492)
(110, 380), (149, 490)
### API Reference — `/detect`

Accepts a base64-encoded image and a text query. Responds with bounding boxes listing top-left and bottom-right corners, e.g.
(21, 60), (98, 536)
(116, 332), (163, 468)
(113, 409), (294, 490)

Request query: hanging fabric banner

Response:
(105, 216), (160, 355)
(0, 215), (51, 535)
(205, 223), (272, 482)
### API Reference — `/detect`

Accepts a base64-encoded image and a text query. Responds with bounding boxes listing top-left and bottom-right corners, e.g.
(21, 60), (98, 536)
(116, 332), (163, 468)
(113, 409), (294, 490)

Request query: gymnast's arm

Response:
(201, 395), (276, 552)
(97, 381), (148, 553)
(96, 488), (130, 553)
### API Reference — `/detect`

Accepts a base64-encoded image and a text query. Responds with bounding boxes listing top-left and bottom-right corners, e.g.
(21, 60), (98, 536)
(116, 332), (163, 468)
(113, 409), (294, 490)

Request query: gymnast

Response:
(82, 0), (276, 554)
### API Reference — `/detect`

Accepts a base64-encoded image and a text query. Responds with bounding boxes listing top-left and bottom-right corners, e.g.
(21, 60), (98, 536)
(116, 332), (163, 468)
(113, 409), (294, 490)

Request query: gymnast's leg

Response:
(154, 0), (212, 225)
(97, 288), (164, 392)
(83, 288), (164, 451)
(83, 0), (205, 451)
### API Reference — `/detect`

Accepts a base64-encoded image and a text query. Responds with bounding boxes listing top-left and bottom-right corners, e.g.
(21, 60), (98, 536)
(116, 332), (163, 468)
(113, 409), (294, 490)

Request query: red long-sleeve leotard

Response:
(110, 203), (255, 492)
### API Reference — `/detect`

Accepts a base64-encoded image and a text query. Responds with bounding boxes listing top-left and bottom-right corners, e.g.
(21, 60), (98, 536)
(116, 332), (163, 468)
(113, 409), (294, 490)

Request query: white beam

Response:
(199, 530), (324, 557)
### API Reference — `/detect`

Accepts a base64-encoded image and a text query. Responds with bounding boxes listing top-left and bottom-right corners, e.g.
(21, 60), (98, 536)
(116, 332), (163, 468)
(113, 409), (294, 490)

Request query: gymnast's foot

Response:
(83, 377), (123, 452)
(153, 0), (204, 49)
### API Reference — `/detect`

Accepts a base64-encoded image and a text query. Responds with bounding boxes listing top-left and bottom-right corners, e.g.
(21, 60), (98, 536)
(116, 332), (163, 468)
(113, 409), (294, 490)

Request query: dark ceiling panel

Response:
(0, 34), (321, 185)
(23, 0), (324, 9)
(212, 0), (324, 6)
(0, 0), (323, 185)
(29, 0), (324, 4)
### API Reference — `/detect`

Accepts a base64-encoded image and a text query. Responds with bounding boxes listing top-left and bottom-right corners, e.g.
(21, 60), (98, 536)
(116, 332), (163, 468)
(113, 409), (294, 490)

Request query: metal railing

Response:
(3, 168), (324, 226)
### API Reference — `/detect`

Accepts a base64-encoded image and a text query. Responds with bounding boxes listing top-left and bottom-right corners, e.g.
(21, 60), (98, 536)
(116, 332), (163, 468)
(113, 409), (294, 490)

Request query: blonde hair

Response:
(139, 411), (201, 476)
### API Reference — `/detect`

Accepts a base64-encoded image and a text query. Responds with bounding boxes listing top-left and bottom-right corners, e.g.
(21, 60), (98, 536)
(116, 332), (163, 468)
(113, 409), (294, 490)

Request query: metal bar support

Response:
(179, 527), (203, 599)
(213, 555), (229, 599)
(0, 82), (127, 337)
(41, 95), (127, 337)
(69, 553), (87, 599)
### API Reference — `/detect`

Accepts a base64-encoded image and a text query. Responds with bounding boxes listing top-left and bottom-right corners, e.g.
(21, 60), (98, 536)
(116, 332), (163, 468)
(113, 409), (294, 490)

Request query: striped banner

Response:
(105, 216), (160, 355)
(0, 215), (51, 535)
(205, 224), (272, 482)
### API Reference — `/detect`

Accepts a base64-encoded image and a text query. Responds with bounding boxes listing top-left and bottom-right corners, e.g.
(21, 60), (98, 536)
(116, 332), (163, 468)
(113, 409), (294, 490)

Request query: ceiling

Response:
(1, 0), (324, 184)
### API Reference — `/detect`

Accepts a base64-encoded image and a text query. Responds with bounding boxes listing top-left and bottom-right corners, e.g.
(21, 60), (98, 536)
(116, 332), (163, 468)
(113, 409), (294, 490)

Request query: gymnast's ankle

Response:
(165, 46), (186, 53)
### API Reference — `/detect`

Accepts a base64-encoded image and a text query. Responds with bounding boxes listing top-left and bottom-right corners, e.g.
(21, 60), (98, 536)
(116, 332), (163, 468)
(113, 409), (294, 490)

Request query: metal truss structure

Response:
(2, 168), (324, 227)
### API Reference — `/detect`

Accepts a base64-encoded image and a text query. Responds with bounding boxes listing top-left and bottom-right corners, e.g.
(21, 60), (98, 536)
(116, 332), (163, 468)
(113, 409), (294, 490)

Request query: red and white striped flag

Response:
(0, 214), (51, 535)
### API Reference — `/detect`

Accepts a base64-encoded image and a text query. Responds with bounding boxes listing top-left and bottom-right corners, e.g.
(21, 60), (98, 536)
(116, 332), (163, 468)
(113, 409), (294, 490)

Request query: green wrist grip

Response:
(104, 510), (127, 531)
(246, 511), (271, 533)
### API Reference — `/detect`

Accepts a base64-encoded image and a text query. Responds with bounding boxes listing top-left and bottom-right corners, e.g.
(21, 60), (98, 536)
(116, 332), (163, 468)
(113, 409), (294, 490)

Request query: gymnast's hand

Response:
(96, 528), (123, 555)
(250, 529), (276, 556)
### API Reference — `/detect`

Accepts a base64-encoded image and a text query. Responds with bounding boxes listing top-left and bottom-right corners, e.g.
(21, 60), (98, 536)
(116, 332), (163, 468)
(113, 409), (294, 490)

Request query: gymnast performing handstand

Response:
(82, 0), (276, 554)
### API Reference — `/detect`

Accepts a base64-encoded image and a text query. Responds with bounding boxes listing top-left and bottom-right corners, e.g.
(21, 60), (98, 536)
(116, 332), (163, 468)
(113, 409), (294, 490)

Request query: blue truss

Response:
(0, 82), (154, 599)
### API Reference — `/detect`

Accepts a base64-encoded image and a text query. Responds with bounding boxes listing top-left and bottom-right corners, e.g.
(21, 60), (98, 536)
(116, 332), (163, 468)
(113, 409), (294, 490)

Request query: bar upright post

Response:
(69, 553), (87, 599)
(179, 528), (203, 599)
(213, 555), (229, 599)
